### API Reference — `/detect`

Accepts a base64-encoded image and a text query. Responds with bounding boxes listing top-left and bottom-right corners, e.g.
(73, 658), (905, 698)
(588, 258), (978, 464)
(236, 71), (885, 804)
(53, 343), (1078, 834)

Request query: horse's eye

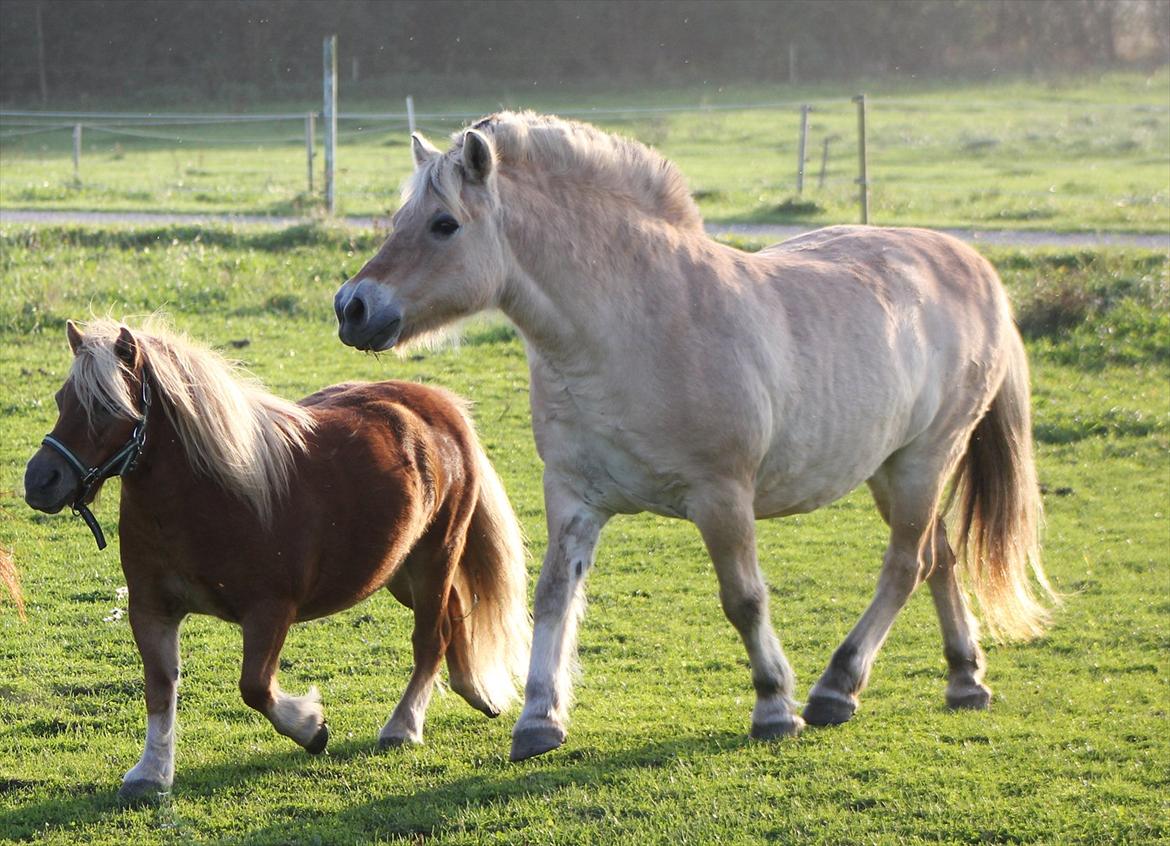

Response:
(429, 214), (460, 238)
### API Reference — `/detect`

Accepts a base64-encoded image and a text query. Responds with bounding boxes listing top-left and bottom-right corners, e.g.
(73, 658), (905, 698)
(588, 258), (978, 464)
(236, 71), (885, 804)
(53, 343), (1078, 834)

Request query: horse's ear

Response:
(114, 326), (141, 368)
(66, 320), (84, 354)
(411, 132), (440, 170)
(462, 129), (495, 184)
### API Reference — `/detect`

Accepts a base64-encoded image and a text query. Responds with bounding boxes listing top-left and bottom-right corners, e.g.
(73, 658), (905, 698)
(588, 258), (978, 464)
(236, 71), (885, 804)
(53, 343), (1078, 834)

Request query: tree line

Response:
(2, 0), (1167, 106)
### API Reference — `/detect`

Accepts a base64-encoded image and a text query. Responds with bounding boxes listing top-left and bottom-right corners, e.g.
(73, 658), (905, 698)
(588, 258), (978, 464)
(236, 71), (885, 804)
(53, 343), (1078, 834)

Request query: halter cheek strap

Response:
(41, 379), (151, 551)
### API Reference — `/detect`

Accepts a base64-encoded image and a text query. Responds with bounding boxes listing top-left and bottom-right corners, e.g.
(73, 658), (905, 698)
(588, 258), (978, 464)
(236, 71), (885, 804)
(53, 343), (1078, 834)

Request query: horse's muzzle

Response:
(335, 280), (403, 351)
(23, 451), (72, 514)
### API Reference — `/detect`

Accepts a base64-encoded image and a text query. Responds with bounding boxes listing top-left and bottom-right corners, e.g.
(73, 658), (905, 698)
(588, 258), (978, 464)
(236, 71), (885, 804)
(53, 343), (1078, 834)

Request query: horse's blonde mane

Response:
(408, 110), (703, 230)
(69, 318), (313, 525)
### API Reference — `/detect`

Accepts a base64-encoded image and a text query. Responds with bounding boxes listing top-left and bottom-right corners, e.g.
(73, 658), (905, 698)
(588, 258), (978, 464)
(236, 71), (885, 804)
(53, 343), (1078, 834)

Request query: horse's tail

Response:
(448, 443), (531, 715)
(952, 333), (1057, 641)
(1, 547), (26, 621)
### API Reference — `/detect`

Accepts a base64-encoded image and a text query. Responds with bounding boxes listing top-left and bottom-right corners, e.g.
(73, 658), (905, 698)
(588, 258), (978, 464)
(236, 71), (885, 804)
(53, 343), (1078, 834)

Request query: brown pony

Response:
(23, 318), (529, 802)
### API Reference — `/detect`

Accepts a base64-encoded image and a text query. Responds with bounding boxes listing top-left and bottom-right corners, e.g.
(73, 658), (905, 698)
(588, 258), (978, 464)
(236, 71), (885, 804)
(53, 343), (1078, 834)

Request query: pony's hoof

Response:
(803, 692), (858, 726)
(510, 723), (565, 762)
(117, 778), (170, 806)
(480, 706), (501, 719)
(750, 714), (805, 740)
(378, 732), (421, 750)
(946, 685), (992, 710)
(305, 721), (330, 754)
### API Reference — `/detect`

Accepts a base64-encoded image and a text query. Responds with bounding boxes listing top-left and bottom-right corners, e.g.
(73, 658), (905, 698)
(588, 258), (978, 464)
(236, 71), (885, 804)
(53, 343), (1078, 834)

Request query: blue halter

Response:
(41, 378), (151, 551)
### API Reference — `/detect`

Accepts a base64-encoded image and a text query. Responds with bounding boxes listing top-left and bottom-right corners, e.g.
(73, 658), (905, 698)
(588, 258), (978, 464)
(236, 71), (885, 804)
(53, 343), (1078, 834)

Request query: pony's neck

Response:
(497, 173), (710, 366)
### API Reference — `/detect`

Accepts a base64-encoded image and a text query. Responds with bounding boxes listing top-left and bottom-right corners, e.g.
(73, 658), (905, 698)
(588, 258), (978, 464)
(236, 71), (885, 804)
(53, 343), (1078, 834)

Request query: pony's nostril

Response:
(343, 296), (366, 325)
(46, 468), (60, 486)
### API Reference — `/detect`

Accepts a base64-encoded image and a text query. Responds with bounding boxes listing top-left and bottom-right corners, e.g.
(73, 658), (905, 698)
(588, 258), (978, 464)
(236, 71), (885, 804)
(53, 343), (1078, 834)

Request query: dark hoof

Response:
(510, 724), (566, 762)
(118, 778), (170, 806)
(803, 693), (857, 726)
(305, 722), (330, 754)
(480, 706), (501, 719)
(377, 733), (420, 750)
(750, 714), (805, 740)
(946, 685), (992, 710)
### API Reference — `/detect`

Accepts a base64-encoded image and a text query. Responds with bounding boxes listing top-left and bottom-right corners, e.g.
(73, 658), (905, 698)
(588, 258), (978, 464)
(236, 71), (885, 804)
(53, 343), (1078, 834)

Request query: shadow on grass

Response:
(1, 731), (749, 841)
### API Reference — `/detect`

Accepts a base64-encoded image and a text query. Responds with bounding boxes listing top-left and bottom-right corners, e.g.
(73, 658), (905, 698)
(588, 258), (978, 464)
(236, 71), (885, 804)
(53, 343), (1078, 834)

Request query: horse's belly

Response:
(751, 435), (890, 518)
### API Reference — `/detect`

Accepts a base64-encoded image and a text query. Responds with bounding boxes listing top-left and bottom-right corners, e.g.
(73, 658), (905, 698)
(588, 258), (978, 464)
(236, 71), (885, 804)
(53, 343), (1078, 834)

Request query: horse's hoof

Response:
(305, 721), (330, 754)
(378, 732), (421, 750)
(480, 706), (501, 719)
(803, 692), (857, 726)
(510, 723), (565, 762)
(946, 685), (992, 710)
(750, 714), (805, 740)
(117, 778), (170, 805)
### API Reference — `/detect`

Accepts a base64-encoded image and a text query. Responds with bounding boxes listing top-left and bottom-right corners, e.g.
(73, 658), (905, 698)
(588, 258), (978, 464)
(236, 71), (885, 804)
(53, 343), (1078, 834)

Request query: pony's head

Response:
(335, 124), (507, 351)
(24, 320), (148, 514)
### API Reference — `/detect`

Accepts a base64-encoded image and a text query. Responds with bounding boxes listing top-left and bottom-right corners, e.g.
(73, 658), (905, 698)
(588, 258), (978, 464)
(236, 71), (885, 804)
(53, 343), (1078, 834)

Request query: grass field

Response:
(0, 225), (1166, 844)
(2, 72), (1169, 232)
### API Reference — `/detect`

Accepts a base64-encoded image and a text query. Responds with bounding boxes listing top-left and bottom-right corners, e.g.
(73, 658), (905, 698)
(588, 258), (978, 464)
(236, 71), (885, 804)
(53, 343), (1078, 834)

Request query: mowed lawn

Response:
(0, 227), (1167, 844)
(2, 72), (1169, 232)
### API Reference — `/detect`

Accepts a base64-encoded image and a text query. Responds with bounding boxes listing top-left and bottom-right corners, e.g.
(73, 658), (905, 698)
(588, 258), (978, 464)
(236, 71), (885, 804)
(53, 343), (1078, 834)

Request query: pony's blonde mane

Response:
(69, 318), (314, 525)
(408, 110), (703, 231)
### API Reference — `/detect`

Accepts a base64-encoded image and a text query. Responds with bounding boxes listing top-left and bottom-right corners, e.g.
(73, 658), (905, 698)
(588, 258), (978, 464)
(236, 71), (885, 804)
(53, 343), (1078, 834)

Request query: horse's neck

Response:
(119, 400), (201, 516)
(499, 181), (710, 369)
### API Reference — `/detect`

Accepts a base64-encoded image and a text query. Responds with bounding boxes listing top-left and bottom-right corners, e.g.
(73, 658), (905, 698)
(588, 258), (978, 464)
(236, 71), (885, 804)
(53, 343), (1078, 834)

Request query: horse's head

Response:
(335, 127), (507, 351)
(24, 321), (147, 514)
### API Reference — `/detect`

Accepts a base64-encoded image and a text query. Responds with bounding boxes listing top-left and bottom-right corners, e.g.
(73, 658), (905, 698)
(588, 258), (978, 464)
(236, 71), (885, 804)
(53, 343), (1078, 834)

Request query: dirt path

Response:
(1, 209), (1167, 250)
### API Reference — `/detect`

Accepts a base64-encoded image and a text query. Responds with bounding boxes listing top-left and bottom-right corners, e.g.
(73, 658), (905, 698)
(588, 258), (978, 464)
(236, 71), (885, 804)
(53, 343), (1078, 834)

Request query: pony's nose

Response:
(343, 294), (366, 325)
(23, 457), (66, 512)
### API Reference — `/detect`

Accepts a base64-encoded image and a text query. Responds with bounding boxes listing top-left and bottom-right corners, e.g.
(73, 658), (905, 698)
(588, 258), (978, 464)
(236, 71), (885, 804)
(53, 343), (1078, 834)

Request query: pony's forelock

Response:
(67, 317), (314, 525)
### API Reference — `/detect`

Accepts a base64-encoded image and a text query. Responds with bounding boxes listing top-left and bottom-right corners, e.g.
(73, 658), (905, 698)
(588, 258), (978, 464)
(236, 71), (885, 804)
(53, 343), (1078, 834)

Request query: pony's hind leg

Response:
(119, 602), (181, 804)
(804, 458), (943, 726)
(928, 542), (992, 709)
(239, 604), (329, 754)
(693, 488), (802, 740)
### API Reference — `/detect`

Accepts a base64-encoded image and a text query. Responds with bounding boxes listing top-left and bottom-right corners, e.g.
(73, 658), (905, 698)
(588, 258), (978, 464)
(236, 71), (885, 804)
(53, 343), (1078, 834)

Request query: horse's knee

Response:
(239, 679), (273, 714)
(720, 585), (766, 634)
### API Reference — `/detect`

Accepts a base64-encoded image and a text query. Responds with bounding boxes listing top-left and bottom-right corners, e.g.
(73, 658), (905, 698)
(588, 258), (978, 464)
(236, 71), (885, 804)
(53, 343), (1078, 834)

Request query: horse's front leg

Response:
(119, 603), (182, 804)
(693, 488), (803, 740)
(239, 603), (329, 753)
(510, 480), (607, 761)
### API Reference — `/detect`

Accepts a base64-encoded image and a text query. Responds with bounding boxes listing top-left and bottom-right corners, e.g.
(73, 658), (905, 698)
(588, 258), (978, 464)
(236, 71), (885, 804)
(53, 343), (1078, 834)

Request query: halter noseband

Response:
(41, 376), (152, 551)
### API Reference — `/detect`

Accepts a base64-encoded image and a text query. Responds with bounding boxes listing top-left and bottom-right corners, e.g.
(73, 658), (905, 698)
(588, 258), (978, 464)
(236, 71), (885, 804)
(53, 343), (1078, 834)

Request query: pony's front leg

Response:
(119, 604), (181, 804)
(693, 490), (803, 740)
(239, 604), (329, 753)
(510, 484), (606, 762)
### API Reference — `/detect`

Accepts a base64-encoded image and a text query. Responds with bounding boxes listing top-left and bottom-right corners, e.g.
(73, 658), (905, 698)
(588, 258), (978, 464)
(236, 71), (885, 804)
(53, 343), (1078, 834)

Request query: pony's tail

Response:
(1, 547), (26, 621)
(447, 445), (531, 716)
(952, 334), (1057, 641)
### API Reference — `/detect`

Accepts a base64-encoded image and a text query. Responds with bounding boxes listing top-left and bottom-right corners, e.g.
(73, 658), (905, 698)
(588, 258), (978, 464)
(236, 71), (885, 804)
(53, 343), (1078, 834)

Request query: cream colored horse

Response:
(334, 111), (1056, 762)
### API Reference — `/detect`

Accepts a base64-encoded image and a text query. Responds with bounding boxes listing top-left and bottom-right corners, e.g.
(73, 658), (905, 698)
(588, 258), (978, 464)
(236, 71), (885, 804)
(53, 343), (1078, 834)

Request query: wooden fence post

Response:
(796, 104), (810, 195)
(323, 35), (338, 214)
(305, 112), (315, 194)
(72, 124), (81, 182)
(853, 94), (869, 224)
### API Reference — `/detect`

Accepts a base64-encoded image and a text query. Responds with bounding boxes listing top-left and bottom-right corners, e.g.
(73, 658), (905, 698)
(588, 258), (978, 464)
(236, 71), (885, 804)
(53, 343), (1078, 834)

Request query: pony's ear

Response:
(461, 129), (495, 184)
(411, 132), (440, 170)
(114, 326), (141, 368)
(66, 320), (84, 354)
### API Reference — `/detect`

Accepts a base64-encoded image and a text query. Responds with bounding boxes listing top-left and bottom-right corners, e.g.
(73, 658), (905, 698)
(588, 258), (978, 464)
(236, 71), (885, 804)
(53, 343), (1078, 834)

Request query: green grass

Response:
(0, 227), (1167, 844)
(2, 71), (1168, 231)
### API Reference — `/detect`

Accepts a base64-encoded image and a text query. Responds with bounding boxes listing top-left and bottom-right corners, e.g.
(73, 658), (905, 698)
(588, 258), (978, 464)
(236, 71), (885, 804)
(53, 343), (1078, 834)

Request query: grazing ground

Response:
(0, 226), (1167, 845)
(2, 72), (1169, 231)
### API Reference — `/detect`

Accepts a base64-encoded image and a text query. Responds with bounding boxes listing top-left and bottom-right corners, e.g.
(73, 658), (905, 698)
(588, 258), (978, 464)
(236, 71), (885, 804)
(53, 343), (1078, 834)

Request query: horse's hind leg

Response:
(239, 603), (329, 753)
(119, 601), (181, 803)
(693, 488), (803, 740)
(928, 543), (992, 709)
(804, 457), (943, 726)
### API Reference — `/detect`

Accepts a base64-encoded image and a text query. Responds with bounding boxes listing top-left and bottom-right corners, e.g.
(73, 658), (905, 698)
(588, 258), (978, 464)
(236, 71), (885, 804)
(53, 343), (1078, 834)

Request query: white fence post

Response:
(72, 123), (81, 182)
(796, 105), (810, 195)
(854, 94), (869, 224)
(305, 112), (315, 194)
(323, 35), (338, 214)
(406, 96), (416, 135)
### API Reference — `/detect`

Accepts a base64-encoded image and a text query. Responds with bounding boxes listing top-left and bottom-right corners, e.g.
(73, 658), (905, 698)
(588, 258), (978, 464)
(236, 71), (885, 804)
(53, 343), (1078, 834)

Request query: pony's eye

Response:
(429, 214), (460, 238)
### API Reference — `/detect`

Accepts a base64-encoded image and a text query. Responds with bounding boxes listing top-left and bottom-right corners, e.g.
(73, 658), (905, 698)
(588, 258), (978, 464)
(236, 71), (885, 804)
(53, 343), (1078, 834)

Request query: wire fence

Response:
(1, 94), (1167, 229)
